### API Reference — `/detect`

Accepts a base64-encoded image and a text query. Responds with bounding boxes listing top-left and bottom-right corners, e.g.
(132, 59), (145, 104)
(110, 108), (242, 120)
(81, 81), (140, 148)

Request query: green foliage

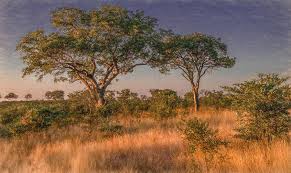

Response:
(95, 101), (120, 118)
(181, 92), (194, 108)
(223, 74), (291, 142)
(200, 90), (231, 109)
(183, 118), (228, 171)
(0, 102), (72, 137)
(159, 32), (236, 111)
(45, 90), (65, 100)
(149, 89), (180, 118)
(17, 5), (164, 107)
(29, 106), (67, 129)
(184, 118), (227, 155)
(67, 90), (93, 114)
(117, 89), (149, 116)
(0, 126), (12, 138)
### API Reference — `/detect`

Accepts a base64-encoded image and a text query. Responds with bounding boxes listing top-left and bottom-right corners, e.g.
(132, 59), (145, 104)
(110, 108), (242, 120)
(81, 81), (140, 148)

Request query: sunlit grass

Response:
(0, 110), (289, 173)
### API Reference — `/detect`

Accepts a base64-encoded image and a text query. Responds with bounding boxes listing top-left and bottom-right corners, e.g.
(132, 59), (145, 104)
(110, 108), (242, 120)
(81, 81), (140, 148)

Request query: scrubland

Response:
(0, 109), (289, 173)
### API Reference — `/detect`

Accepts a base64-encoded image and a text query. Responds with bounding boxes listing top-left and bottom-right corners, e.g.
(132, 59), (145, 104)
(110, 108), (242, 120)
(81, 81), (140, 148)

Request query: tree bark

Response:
(94, 89), (106, 108)
(192, 86), (200, 112)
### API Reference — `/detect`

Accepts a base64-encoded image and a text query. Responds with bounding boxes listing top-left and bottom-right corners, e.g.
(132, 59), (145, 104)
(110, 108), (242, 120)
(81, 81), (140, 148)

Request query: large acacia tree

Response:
(161, 33), (236, 112)
(17, 5), (162, 107)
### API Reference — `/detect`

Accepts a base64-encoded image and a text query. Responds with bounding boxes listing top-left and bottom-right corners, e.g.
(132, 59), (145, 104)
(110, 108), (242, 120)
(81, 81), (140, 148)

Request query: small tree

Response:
(45, 90), (65, 100)
(160, 33), (235, 112)
(24, 93), (32, 100)
(149, 89), (180, 118)
(183, 117), (227, 170)
(4, 93), (18, 100)
(17, 5), (163, 108)
(223, 74), (291, 142)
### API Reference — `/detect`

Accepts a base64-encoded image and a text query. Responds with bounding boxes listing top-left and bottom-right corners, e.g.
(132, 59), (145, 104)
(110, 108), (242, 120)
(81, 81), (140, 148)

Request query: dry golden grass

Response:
(0, 110), (289, 173)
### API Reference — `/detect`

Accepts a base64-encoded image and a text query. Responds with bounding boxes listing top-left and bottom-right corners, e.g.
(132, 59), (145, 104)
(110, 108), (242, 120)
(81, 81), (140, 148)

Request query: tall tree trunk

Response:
(192, 86), (199, 112)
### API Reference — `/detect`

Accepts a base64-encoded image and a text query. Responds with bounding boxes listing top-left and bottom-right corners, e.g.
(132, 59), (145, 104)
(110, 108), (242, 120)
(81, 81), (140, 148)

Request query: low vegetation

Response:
(0, 74), (290, 172)
(224, 74), (291, 142)
(0, 110), (289, 173)
(0, 5), (289, 173)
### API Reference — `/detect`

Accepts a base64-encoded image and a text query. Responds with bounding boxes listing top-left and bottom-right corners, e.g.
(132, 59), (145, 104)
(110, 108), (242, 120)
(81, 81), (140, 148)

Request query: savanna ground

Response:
(0, 108), (289, 173)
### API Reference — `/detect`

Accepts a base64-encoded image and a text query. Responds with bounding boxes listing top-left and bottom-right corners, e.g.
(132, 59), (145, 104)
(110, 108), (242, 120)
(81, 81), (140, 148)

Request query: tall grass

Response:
(0, 110), (289, 173)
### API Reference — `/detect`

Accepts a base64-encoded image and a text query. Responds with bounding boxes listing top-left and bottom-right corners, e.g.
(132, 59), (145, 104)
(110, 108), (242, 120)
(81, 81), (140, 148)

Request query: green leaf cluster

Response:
(223, 74), (291, 142)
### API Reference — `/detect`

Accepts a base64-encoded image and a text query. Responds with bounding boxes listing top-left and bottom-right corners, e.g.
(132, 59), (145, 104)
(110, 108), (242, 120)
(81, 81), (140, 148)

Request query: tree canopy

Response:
(4, 93), (18, 100)
(45, 90), (65, 100)
(160, 33), (236, 111)
(24, 93), (32, 100)
(17, 5), (163, 107)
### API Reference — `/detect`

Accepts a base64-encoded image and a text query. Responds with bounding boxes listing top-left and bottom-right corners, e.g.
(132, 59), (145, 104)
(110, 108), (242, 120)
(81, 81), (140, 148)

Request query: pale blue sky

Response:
(0, 0), (290, 99)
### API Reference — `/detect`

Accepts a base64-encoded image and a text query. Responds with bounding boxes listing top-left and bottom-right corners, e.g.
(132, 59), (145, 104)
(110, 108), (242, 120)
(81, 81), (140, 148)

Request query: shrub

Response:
(200, 90), (231, 109)
(67, 90), (93, 114)
(29, 106), (67, 130)
(181, 92), (194, 108)
(0, 106), (26, 125)
(149, 89), (180, 118)
(183, 118), (228, 170)
(0, 104), (68, 136)
(223, 73), (291, 142)
(95, 101), (120, 118)
(184, 118), (227, 155)
(0, 126), (13, 138)
(117, 89), (148, 116)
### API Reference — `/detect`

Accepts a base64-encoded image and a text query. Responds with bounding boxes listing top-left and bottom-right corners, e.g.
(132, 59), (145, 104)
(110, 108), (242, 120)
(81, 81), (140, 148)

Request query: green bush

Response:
(117, 89), (149, 116)
(223, 73), (291, 142)
(183, 117), (228, 170)
(200, 90), (231, 109)
(0, 126), (13, 138)
(67, 90), (93, 114)
(184, 118), (227, 155)
(0, 104), (69, 136)
(29, 106), (67, 129)
(149, 89), (180, 118)
(181, 92), (194, 108)
(95, 101), (120, 118)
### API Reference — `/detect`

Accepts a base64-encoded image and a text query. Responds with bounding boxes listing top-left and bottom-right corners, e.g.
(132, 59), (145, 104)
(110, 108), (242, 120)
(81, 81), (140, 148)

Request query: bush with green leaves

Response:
(181, 91), (194, 108)
(117, 89), (149, 116)
(183, 117), (227, 170)
(199, 90), (231, 109)
(95, 101), (120, 118)
(223, 73), (291, 142)
(149, 89), (180, 118)
(67, 90), (93, 114)
(184, 117), (227, 155)
(0, 104), (69, 136)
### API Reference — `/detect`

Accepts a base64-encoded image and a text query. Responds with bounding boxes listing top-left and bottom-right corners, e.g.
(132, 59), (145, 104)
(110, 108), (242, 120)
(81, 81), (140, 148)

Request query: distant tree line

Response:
(0, 90), (65, 101)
